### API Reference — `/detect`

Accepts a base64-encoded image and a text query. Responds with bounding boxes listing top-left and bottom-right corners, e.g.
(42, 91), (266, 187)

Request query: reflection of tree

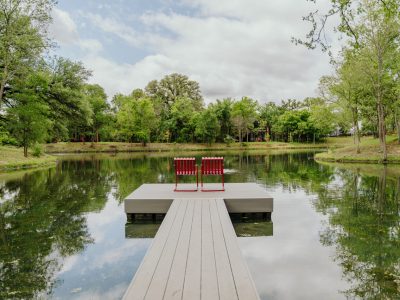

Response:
(0, 160), (112, 299)
(315, 168), (400, 299)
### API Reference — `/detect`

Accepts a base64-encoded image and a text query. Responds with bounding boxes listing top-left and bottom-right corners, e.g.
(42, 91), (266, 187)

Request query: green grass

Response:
(0, 146), (57, 171)
(315, 135), (400, 164)
(44, 141), (331, 154)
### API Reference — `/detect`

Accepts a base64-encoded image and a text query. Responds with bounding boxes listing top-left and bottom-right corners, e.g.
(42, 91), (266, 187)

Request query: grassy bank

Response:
(315, 135), (400, 164)
(44, 141), (331, 154)
(0, 146), (57, 171)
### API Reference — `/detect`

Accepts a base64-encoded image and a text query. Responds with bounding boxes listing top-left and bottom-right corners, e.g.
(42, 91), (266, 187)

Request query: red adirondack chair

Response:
(174, 157), (198, 191)
(201, 157), (225, 191)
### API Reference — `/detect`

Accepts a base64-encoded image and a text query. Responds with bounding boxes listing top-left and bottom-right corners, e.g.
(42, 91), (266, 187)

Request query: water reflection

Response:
(0, 151), (398, 299)
(315, 166), (400, 299)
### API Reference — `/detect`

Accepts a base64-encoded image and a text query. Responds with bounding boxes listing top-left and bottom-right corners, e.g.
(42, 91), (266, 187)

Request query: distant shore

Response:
(0, 146), (57, 171)
(1, 136), (399, 171)
(43, 141), (330, 154)
(315, 135), (400, 164)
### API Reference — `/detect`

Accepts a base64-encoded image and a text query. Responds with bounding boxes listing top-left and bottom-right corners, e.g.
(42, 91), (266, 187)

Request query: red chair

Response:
(201, 157), (225, 191)
(174, 158), (198, 191)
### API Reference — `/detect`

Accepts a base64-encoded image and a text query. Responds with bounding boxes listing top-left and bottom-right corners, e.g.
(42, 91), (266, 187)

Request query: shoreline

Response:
(1, 136), (399, 172)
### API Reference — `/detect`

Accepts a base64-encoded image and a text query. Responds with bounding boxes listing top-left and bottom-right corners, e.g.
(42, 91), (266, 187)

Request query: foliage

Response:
(31, 142), (43, 157)
(231, 97), (258, 143)
(194, 108), (219, 144)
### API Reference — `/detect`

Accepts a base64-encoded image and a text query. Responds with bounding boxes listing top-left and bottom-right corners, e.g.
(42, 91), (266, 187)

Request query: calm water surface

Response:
(0, 151), (399, 299)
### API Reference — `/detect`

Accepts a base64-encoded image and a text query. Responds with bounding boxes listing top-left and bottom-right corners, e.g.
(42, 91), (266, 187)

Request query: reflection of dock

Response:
(123, 183), (273, 300)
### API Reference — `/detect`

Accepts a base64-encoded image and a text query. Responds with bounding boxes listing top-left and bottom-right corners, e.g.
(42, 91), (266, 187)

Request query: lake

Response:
(0, 151), (399, 299)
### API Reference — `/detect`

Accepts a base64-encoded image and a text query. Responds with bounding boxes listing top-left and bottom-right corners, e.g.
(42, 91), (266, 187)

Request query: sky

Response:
(48, 0), (338, 104)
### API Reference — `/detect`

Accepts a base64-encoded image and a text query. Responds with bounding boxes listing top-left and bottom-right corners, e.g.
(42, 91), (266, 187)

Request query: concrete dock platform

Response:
(124, 183), (273, 214)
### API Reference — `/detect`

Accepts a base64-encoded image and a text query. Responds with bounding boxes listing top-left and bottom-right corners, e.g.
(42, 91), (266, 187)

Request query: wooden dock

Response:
(123, 198), (260, 300)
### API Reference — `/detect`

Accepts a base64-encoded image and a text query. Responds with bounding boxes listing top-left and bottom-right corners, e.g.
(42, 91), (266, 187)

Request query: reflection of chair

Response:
(201, 157), (225, 191)
(174, 158), (198, 191)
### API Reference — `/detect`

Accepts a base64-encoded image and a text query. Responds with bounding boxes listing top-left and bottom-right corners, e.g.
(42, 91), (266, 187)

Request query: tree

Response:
(7, 72), (50, 156)
(259, 102), (282, 141)
(168, 97), (197, 142)
(231, 97), (258, 143)
(83, 84), (111, 142)
(330, 52), (366, 153)
(295, 0), (400, 51)
(209, 98), (233, 142)
(116, 96), (156, 145)
(0, 0), (55, 105)
(194, 108), (219, 144)
(145, 73), (204, 110)
(353, 1), (400, 160)
(45, 57), (92, 142)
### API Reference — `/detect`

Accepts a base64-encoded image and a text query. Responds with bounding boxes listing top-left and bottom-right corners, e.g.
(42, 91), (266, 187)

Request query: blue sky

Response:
(49, 0), (336, 103)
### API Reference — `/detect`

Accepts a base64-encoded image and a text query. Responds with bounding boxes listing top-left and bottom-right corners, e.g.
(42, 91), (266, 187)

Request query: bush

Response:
(32, 143), (43, 157)
(224, 135), (235, 146)
(0, 128), (18, 146)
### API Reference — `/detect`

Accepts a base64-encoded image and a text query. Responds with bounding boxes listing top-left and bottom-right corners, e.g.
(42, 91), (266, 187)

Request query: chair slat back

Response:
(174, 158), (196, 175)
(201, 157), (224, 175)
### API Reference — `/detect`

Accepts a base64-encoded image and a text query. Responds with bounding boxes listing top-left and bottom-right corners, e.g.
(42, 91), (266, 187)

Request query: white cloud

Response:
(51, 1), (340, 103)
(49, 8), (79, 44)
(49, 8), (103, 54)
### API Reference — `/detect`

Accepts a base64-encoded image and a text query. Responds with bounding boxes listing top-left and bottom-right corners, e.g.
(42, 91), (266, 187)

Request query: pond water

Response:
(0, 151), (399, 299)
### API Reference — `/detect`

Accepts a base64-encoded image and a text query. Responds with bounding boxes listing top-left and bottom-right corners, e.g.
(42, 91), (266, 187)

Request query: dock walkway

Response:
(123, 198), (260, 300)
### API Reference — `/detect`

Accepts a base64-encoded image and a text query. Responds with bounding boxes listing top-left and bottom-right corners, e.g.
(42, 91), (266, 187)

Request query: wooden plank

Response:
(123, 199), (183, 300)
(163, 199), (195, 299)
(182, 199), (202, 300)
(216, 199), (260, 300)
(124, 197), (260, 300)
(145, 200), (189, 299)
(209, 198), (238, 300)
(201, 198), (219, 300)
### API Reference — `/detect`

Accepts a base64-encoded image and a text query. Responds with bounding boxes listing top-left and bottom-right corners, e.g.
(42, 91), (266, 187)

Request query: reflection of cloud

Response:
(57, 254), (80, 275)
(52, 193), (152, 300)
(238, 188), (349, 300)
(86, 197), (123, 243)
(70, 283), (127, 300)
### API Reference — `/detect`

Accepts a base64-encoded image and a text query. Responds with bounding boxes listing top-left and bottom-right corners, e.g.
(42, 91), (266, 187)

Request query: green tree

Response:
(168, 97), (197, 142)
(7, 72), (50, 156)
(231, 97), (258, 143)
(83, 84), (111, 142)
(116, 96), (156, 145)
(0, 0), (55, 105)
(209, 98), (233, 142)
(145, 73), (204, 110)
(45, 57), (92, 142)
(194, 108), (219, 144)
(259, 102), (282, 141)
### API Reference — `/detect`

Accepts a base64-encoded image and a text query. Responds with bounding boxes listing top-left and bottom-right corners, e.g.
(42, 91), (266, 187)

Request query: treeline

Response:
(112, 85), (337, 145)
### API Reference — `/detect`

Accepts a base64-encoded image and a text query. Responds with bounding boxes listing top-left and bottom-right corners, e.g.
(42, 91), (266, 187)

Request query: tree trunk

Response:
(24, 145), (28, 157)
(376, 48), (387, 162)
(0, 62), (8, 106)
(377, 100), (387, 161)
(96, 130), (99, 143)
(395, 112), (400, 144)
(238, 129), (242, 143)
(353, 111), (361, 154)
